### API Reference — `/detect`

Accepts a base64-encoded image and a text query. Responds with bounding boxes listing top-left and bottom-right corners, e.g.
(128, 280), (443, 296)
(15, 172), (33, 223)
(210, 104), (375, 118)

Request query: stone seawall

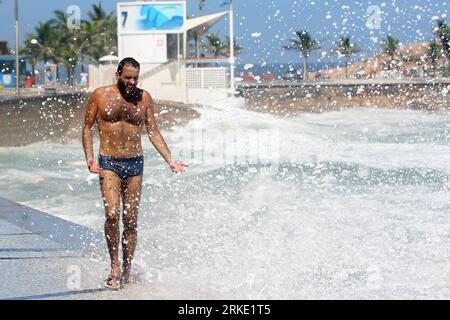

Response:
(0, 92), (200, 147)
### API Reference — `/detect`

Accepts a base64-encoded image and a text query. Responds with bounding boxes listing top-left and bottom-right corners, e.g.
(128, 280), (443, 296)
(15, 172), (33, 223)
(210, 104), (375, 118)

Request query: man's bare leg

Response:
(100, 171), (122, 287)
(121, 174), (142, 284)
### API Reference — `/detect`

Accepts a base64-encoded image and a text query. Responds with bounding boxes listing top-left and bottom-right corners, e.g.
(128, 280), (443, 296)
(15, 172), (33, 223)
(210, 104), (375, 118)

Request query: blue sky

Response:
(0, 0), (449, 65)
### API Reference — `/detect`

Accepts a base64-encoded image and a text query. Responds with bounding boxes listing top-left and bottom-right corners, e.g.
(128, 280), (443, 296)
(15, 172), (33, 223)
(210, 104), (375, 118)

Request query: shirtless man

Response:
(82, 57), (187, 289)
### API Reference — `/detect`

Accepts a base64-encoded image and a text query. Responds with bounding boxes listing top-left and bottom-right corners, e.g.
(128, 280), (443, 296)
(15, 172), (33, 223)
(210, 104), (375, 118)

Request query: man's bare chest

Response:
(98, 96), (146, 126)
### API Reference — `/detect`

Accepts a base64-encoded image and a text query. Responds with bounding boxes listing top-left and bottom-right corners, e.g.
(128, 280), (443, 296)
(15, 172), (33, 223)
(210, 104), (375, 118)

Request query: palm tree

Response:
(24, 21), (57, 64)
(20, 39), (39, 86)
(203, 33), (226, 57)
(50, 10), (80, 85)
(191, 0), (206, 56)
(87, 2), (108, 21)
(58, 44), (79, 86)
(282, 29), (320, 80)
(332, 36), (361, 79)
(382, 35), (400, 70)
(78, 20), (96, 72)
(20, 3), (118, 86)
(103, 13), (118, 57)
(198, 0), (205, 15)
(202, 33), (242, 58)
(21, 21), (59, 85)
(224, 36), (243, 57)
(427, 40), (441, 76)
(51, 9), (68, 29)
(434, 19), (450, 69)
(87, 3), (117, 60)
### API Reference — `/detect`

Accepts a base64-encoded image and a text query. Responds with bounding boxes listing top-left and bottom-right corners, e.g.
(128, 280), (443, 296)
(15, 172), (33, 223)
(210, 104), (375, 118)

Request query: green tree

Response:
(332, 36), (361, 79)
(23, 21), (57, 64)
(20, 40), (39, 86)
(382, 35), (400, 70)
(21, 2), (118, 86)
(426, 40), (441, 76)
(21, 21), (59, 85)
(58, 44), (79, 86)
(86, 3), (117, 61)
(434, 19), (450, 70)
(203, 33), (226, 57)
(202, 33), (242, 58)
(198, 0), (205, 15)
(50, 10), (80, 86)
(191, 0), (206, 56)
(78, 20), (96, 72)
(282, 29), (320, 80)
(224, 36), (243, 56)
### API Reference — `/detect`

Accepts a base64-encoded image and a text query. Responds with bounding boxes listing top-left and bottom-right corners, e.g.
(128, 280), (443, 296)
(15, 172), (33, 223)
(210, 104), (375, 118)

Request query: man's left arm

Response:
(144, 91), (188, 173)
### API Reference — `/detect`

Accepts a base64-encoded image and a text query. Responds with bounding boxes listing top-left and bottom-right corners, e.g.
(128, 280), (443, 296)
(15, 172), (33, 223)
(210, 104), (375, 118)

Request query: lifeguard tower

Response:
(91, 0), (234, 103)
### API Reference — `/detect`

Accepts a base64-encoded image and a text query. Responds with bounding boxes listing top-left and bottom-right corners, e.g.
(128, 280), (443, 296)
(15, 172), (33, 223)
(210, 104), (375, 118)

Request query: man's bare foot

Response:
(121, 266), (133, 286)
(105, 266), (121, 290)
(104, 274), (121, 290)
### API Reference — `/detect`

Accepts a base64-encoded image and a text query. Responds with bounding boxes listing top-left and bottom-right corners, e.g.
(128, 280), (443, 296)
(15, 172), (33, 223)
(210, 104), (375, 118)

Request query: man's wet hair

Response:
(117, 57), (140, 74)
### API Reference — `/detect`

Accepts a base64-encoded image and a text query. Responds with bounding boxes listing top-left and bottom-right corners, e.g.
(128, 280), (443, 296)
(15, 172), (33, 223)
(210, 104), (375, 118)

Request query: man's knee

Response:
(123, 212), (138, 231)
(123, 219), (138, 231)
(105, 207), (120, 225)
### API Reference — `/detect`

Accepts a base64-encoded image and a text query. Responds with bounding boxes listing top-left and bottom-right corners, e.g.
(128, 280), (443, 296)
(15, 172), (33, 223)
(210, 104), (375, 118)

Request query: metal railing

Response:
(140, 58), (230, 89)
(186, 67), (229, 88)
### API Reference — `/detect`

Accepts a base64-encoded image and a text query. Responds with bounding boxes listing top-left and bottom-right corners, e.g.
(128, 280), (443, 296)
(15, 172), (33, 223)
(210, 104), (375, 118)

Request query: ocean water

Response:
(1, 97), (450, 299)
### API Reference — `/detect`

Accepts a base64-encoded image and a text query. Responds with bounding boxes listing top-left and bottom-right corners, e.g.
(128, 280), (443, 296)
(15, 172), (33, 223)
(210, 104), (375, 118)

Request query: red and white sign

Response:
(120, 34), (167, 63)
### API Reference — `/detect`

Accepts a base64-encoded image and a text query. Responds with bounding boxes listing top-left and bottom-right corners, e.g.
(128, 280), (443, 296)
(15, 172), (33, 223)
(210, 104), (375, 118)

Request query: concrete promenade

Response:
(236, 77), (450, 88)
(235, 78), (450, 94)
(0, 87), (88, 105)
(0, 196), (156, 300)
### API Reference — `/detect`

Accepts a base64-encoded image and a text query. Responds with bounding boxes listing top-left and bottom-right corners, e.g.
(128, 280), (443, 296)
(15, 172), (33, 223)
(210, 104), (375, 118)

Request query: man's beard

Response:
(117, 80), (136, 97)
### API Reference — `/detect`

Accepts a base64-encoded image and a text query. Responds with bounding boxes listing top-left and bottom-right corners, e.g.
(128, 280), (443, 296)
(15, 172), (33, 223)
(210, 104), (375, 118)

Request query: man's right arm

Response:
(82, 90), (101, 174)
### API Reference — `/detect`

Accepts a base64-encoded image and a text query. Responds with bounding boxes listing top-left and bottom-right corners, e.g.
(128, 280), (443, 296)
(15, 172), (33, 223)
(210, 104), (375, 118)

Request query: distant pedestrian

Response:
(45, 69), (50, 84)
(80, 72), (88, 87)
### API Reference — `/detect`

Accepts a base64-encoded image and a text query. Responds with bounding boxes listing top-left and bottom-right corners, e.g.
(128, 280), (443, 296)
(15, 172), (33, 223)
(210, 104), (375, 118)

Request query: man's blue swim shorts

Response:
(98, 154), (144, 180)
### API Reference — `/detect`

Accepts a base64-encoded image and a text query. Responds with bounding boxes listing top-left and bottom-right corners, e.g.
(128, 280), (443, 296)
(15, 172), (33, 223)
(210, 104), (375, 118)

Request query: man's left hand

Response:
(170, 162), (189, 173)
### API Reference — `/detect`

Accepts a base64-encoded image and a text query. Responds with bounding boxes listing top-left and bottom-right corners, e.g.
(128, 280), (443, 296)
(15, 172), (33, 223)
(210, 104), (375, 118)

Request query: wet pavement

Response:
(0, 196), (158, 300)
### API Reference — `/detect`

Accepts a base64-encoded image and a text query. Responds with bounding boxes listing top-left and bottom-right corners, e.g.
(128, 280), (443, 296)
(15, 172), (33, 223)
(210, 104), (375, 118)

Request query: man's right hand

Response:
(87, 158), (102, 174)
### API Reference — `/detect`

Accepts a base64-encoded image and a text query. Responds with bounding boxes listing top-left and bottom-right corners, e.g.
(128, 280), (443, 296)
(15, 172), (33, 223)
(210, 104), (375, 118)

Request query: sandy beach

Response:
(244, 84), (450, 116)
(240, 40), (450, 117)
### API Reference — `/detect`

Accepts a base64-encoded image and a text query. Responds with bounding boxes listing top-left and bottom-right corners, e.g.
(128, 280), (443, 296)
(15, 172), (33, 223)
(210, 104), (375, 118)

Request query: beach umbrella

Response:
(99, 55), (119, 65)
